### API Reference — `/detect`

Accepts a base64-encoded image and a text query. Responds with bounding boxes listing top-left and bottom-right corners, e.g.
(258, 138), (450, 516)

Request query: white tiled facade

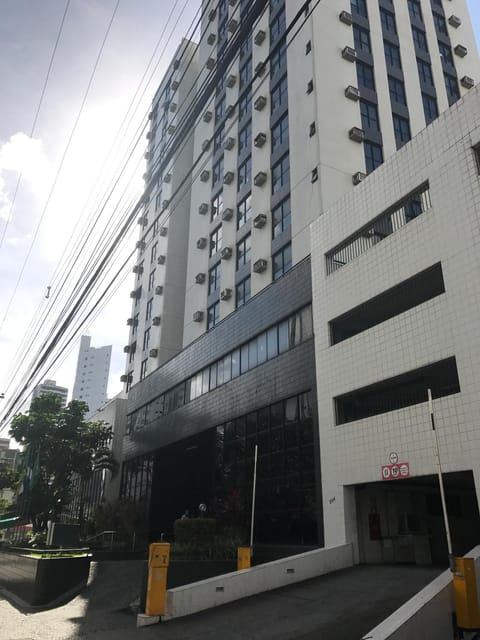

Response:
(311, 84), (480, 560)
(72, 335), (112, 418)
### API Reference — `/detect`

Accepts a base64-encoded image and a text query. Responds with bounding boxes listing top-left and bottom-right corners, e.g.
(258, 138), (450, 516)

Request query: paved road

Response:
(0, 562), (441, 640)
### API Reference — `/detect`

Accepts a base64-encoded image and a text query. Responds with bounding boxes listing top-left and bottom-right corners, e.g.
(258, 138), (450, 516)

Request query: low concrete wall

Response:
(163, 543), (353, 620)
(362, 546), (480, 639)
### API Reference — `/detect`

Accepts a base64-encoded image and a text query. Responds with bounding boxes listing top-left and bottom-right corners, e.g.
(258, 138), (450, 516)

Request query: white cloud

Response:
(0, 132), (51, 202)
(0, 175), (12, 221)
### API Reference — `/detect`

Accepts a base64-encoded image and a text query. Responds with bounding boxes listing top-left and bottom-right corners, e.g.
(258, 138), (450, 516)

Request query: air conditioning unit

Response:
(253, 258), (267, 273)
(454, 44), (467, 58)
(167, 124), (176, 135)
(352, 171), (366, 185)
(163, 173), (171, 183)
(225, 105), (234, 119)
(120, 374), (128, 383)
(228, 0), (235, 5)
(137, 216), (148, 225)
(349, 127), (365, 143)
(207, 32), (216, 45)
(461, 75), (475, 89)
(146, 131), (152, 140)
(144, 151), (152, 160)
(448, 15), (461, 28)
(253, 213), (267, 228)
(206, 57), (216, 70)
(221, 246), (232, 260)
(198, 202), (209, 215)
(224, 136), (235, 150)
(339, 10), (353, 25)
(203, 110), (213, 122)
(142, 172), (148, 180)
(130, 288), (141, 299)
(202, 139), (211, 151)
(222, 207), (234, 221)
(220, 288), (232, 300)
(200, 169), (210, 182)
(157, 255), (166, 265)
(197, 237), (207, 249)
(160, 227), (168, 237)
(255, 61), (266, 76)
(171, 80), (179, 90)
(228, 18), (238, 33)
(208, 8), (216, 21)
(173, 59), (180, 70)
(162, 199), (169, 210)
(149, 348), (158, 358)
(226, 74), (236, 88)
(136, 240), (145, 250)
(148, 111), (154, 121)
(123, 345), (131, 353)
(254, 95), (267, 111)
(342, 46), (357, 62)
(126, 318), (134, 326)
(345, 85), (360, 101)
(195, 272), (206, 284)
(152, 316), (161, 326)
(155, 285), (164, 295)
(254, 29), (266, 45)
(169, 102), (177, 113)
(254, 132), (267, 148)
(223, 171), (234, 185)
(132, 265), (143, 274)
(254, 171), (267, 187)
(193, 310), (204, 322)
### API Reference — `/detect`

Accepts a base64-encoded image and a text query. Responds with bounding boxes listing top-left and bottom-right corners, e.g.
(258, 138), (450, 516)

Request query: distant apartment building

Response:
(72, 335), (112, 419)
(0, 438), (19, 471)
(120, 0), (479, 546)
(32, 379), (68, 408)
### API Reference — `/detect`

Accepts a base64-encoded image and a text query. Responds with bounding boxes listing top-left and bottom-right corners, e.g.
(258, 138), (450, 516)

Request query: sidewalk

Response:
(0, 563), (441, 639)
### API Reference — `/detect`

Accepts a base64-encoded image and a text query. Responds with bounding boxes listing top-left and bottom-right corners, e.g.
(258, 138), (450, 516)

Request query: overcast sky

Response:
(0, 1), (479, 425)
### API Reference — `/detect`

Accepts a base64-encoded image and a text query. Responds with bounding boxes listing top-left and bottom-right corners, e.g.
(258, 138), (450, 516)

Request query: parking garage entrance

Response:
(355, 470), (480, 565)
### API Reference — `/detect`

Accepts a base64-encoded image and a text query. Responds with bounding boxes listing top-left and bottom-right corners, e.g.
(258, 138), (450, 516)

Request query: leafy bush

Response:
(174, 517), (215, 546)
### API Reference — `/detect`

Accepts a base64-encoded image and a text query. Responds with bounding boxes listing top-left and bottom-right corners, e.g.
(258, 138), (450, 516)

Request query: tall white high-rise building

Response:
(120, 0), (480, 545)
(32, 379), (68, 408)
(72, 335), (112, 418)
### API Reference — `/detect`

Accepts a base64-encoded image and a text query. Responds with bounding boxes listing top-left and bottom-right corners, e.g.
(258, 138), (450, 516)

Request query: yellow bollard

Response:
(145, 542), (170, 617)
(237, 546), (251, 570)
(454, 556), (480, 630)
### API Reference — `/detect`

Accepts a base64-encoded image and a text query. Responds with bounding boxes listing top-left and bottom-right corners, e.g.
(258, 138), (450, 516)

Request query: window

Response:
(236, 233), (251, 270)
(238, 156), (252, 190)
(384, 41), (401, 68)
(393, 115), (411, 148)
(380, 8), (396, 34)
(356, 61), (375, 91)
(238, 122), (252, 154)
(388, 76), (407, 106)
(207, 301), (220, 330)
(143, 328), (150, 351)
(271, 75), (288, 114)
(146, 298), (153, 322)
(213, 157), (224, 188)
(433, 12), (447, 34)
(272, 154), (290, 194)
(272, 197), (291, 238)
(239, 89), (252, 120)
(237, 194), (252, 229)
(351, 0), (367, 18)
(155, 192), (162, 212)
(215, 95), (226, 122)
(129, 342), (136, 364)
(353, 26), (371, 53)
(271, 112), (289, 152)
(438, 42), (453, 66)
(236, 276), (251, 308)
(240, 36), (251, 59)
(136, 260), (144, 283)
(151, 243), (157, 264)
(444, 74), (460, 104)
(407, 0), (422, 22)
(133, 313), (139, 335)
(422, 93), (438, 124)
(271, 40), (286, 76)
(473, 144), (480, 174)
(153, 218), (160, 236)
(140, 359), (148, 381)
(364, 141), (383, 174)
(211, 191), (223, 222)
(360, 100), (379, 130)
(209, 225), (222, 257)
(270, 6), (286, 42)
(214, 125), (225, 153)
(417, 59), (434, 85)
(208, 262), (221, 295)
(148, 270), (155, 291)
(412, 27), (428, 52)
(239, 59), (252, 89)
(305, 40), (311, 55)
(272, 243), (292, 280)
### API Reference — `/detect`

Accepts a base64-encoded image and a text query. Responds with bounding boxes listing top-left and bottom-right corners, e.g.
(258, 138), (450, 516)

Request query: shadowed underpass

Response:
(0, 562), (442, 639)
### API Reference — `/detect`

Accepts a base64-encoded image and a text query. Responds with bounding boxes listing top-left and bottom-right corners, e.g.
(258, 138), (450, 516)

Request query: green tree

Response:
(0, 463), (19, 491)
(9, 393), (116, 530)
